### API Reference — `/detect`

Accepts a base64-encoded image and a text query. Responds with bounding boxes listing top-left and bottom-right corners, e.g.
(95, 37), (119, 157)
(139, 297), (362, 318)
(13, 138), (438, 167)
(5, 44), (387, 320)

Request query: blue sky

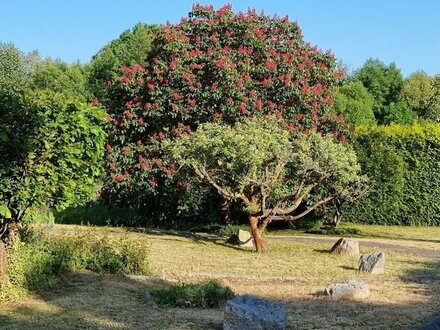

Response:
(1, 0), (439, 76)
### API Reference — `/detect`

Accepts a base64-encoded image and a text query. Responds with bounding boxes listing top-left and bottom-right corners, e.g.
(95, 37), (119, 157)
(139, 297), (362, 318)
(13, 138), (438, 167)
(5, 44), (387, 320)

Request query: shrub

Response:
(153, 280), (235, 308)
(55, 202), (143, 227)
(344, 123), (440, 225)
(41, 233), (150, 275)
(0, 229), (150, 301)
(0, 90), (105, 243)
(2, 237), (55, 298)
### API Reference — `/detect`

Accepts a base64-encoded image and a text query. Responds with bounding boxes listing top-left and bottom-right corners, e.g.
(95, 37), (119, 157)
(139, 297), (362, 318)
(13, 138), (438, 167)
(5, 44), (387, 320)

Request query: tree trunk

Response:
(333, 211), (342, 228)
(0, 219), (19, 278)
(332, 201), (342, 228)
(220, 197), (232, 225)
(249, 215), (267, 253)
(5, 220), (19, 245)
(0, 239), (7, 276)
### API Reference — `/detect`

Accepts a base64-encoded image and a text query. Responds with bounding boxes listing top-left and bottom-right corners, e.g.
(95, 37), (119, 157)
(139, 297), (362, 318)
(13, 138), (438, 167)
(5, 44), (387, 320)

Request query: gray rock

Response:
(224, 295), (287, 330)
(226, 229), (255, 248)
(324, 279), (370, 300)
(144, 290), (153, 300)
(417, 316), (440, 330)
(359, 252), (385, 274)
(330, 238), (360, 256)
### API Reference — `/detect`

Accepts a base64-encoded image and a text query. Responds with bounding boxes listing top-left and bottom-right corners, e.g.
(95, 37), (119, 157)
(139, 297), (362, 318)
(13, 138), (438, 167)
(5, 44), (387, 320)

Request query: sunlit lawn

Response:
(1, 224), (440, 329)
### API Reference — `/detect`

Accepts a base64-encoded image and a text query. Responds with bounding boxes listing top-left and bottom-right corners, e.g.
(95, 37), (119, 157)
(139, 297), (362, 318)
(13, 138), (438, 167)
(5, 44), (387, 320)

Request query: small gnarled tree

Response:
(168, 117), (367, 252)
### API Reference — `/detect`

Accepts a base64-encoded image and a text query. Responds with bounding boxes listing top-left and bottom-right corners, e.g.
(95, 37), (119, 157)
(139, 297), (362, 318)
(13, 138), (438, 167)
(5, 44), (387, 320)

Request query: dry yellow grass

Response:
(1, 224), (440, 329)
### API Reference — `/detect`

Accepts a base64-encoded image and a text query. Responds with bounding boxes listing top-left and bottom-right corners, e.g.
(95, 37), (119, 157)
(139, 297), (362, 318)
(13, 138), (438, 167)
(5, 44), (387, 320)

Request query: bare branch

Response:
(272, 194), (305, 215)
(193, 164), (232, 200)
(269, 161), (286, 186)
(261, 185), (267, 216)
(271, 196), (334, 221)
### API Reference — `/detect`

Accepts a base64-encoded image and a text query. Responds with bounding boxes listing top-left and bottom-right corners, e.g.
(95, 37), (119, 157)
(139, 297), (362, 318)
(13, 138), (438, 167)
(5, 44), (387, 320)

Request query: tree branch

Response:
(193, 164), (232, 200)
(272, 194), (305, 215)
(271, 196), (334, 221)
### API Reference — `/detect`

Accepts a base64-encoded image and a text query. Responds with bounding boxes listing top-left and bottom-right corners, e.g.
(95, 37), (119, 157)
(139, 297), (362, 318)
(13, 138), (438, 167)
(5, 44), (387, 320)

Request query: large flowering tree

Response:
(103, 4), (348, 222)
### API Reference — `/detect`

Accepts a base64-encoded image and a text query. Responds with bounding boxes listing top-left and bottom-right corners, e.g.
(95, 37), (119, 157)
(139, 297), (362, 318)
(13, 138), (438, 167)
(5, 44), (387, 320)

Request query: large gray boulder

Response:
(324, 279), (370, 300)
(359, 252), (385, 274)
(224, 295), (287, 330)
(330, 238), (360, 256)
(226, 229), (255, 248)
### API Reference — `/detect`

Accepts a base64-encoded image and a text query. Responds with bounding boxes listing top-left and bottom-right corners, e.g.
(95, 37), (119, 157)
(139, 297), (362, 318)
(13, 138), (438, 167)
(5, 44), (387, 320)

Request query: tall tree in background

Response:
(353, 58), (412, 125)
(87, 23), (158, 102)
(30, 59), (91, 101)
(334, 81), (376, 126)
(0, 42), (38, 96)
(102, 4), (348, 224)
(400, 71), (440, 122)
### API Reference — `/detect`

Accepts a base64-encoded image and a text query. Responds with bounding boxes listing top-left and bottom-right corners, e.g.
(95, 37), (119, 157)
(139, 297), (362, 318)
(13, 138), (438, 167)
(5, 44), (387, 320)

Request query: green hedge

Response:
(344, 123), (440, 225)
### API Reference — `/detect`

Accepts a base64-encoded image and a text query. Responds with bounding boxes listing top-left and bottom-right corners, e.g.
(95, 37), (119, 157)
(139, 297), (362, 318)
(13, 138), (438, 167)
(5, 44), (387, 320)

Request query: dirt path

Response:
(269, 235), (440, 259)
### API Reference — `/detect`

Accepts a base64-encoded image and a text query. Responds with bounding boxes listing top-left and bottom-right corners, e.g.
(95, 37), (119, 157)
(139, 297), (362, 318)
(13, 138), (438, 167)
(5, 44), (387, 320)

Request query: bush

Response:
(344, 123), (440, 225)
(0, 229), (150, 301)
(42, 232), (150, 275)
(1, 237), (55, 299)
(0, 90), (105, 241)
(153, 280), (235, 308)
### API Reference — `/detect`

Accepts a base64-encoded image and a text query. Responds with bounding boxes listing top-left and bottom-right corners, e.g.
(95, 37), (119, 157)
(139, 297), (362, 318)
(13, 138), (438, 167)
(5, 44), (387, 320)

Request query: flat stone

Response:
(226, 229), (255, 248)
(224, 295), (287, 330)
(324, 279), (370, 300)
(359, 252), (385, 274)
(330, 238), (360, 256)
(417, 316), (440, 330)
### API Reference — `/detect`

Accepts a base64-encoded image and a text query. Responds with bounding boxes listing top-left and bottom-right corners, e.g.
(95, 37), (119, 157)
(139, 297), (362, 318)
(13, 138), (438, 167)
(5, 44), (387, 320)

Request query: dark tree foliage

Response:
(353, 58), (413, 125)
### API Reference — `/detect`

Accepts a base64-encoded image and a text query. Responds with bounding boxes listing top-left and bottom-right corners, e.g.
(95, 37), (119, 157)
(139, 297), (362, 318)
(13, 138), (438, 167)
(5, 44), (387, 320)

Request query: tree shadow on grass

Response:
(2, 251), (440, 329)
(2, 263), (440, 329)
(0, 271), (224, 330)
(127, 226), (258, 252)
(313, 248), (331, 254)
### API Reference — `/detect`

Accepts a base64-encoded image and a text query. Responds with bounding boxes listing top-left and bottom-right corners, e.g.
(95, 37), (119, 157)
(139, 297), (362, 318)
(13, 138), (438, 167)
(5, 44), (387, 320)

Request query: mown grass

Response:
(267, 222), (440, 242)
(1, 224), (440, 329)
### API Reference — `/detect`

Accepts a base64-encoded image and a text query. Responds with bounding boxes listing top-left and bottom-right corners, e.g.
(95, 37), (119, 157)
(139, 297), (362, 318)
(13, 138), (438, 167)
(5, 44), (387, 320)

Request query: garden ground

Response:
(1, 224), (439, 329)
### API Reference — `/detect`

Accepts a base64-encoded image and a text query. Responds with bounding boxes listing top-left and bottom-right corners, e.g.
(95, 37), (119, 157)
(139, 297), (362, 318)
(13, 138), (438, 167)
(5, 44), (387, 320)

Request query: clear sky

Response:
(1, 0), (439, 76)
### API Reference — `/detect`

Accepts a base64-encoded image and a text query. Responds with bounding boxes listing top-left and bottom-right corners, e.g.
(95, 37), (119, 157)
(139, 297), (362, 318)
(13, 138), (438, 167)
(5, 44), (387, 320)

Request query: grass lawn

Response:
(267, 222), (440, 242)
(1, 224), (440, 329)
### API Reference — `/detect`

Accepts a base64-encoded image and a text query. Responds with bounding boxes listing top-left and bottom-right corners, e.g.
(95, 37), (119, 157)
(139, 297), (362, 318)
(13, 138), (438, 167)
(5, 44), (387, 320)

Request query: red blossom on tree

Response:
(103, 3), (350, 215)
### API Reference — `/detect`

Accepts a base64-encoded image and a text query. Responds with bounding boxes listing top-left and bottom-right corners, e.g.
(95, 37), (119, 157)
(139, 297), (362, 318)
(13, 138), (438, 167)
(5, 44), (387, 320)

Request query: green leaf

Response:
(0, 204), (12, 219)
(0, 130), (8, 142)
